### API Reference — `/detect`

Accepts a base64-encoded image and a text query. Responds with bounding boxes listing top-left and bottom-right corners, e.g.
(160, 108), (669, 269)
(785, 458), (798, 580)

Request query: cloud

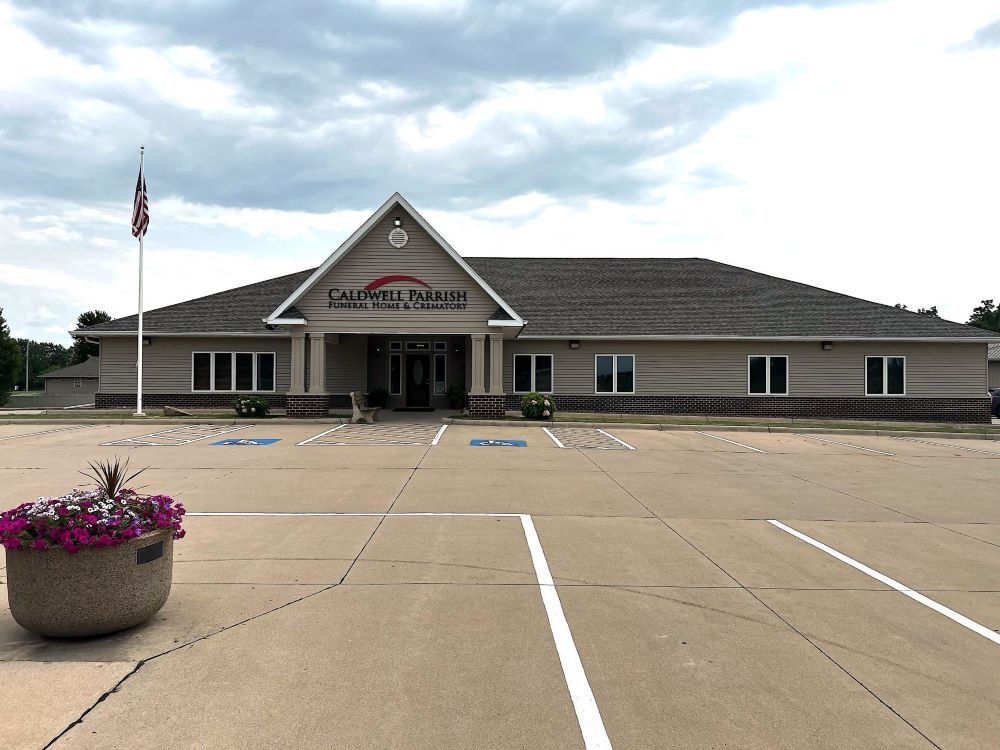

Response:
(0, 0), (998, 343)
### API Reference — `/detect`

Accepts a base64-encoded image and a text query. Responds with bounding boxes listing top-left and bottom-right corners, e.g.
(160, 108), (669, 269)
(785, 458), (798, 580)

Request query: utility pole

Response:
(25, 339), (29, 392)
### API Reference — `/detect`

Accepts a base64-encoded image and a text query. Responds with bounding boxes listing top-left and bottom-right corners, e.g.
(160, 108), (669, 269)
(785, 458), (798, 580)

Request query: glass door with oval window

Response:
(406, 354), (431, 407)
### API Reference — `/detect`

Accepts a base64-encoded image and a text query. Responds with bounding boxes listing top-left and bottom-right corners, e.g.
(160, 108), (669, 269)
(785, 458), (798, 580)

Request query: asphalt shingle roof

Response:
(81, 269), (315, 334)
(468, 257), (992, 339)
(41, 357), (99, 379)
(81, 257), (994, 340)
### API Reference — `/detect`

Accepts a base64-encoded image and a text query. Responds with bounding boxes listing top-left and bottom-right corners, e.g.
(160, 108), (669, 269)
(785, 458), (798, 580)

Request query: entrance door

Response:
(406, 354), (431, 407)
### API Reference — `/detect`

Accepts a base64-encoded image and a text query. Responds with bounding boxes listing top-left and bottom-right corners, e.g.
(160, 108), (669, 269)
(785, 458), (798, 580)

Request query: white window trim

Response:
(433, 341), (447, 352)
(74, 378), (82, 388)
(512, 353), (555, 394)
(388, 352), (402, 396)
(388, 341), (402, 352)
(433, 351), (447, 395)
(747, 355), (789, 396)
(594, 354), (636, 395)
(405, 341), (431, 352)
(865, 355), (907, 396)
(191, 351), (276, 393)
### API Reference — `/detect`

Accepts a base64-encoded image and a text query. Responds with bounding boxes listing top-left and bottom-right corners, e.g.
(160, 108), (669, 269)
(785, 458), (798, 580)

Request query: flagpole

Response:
(134, 145), (146, 416)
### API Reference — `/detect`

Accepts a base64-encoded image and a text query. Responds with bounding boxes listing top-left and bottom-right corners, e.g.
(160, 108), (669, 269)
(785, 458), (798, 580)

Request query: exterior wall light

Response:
(393, 217), (402, 227)
(142, 337), (151, 346)
(569, 340), (580, 349)
(821, 341), (833, 350)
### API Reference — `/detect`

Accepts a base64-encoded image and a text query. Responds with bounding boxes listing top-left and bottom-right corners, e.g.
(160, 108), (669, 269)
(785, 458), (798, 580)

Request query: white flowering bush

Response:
(233, 396), (270, 418)
(520, 392), (556, 420)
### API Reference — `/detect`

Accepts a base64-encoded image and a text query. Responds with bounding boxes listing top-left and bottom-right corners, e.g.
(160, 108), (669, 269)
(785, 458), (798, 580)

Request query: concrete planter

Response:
(5, 529), (173, 638)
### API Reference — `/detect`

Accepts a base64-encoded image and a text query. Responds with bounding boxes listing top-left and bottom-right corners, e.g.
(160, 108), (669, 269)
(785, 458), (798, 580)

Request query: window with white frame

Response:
(434, 352), (447, 395)
(74, 378), (82, 388)
(748, 355), (788, 395)
(513, 354), (553, 393)
(192, 352), (276, 392)
(595, 354), (635, 394)
(865, 356), (905, 395)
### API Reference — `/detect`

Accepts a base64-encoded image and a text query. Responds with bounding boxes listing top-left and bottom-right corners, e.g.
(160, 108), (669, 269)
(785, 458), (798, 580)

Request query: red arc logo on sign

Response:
(364, 275), (432, 291)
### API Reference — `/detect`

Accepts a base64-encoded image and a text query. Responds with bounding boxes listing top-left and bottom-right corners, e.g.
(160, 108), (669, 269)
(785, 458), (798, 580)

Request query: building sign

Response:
(328, 275), (468, 311)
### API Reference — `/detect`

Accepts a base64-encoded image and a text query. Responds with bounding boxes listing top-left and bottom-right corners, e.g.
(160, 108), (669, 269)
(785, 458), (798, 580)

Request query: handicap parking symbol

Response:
(212, 438), (281, 446)
(470, 439), (527, 447)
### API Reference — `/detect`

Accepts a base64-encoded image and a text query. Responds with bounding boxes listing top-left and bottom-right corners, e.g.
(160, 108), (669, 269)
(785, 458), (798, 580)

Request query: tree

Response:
(893, 303), (939, 317)
(13, 339), (71, 391)
(0, 308), (23, 405)
(968, 300), (1000, 333)
(70, 310), (112, 363)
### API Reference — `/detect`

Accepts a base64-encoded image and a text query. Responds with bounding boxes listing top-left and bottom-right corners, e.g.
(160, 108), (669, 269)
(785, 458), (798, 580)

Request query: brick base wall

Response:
(468, 394), (506, 420)
(95, 393), (352, 412)
(503, 394), (991, 424)
(286, 394), (332, 418)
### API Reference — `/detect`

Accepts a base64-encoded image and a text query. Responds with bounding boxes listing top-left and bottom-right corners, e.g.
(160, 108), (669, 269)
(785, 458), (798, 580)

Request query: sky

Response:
(1, 0), (998, 344)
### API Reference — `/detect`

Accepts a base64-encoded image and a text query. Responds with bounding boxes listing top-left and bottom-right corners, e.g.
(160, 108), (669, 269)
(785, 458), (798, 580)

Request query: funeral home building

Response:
(75, 193), (998, 422)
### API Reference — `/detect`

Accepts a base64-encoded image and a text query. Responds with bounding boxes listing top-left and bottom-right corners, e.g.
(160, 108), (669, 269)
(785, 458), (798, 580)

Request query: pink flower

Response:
(2, 537), (21, 550)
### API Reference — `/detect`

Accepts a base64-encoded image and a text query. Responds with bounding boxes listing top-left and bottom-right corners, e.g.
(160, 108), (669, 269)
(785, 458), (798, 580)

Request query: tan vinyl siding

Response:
(44, 378), (98, 395)
(296, 207), (497, 333)
(99, 337), (291, 393)
(504, 340), (987, 398)
(325, 334), (367, 393)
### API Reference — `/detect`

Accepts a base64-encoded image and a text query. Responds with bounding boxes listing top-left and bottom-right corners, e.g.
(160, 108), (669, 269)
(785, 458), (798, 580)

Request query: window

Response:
(866, 356), (905, 395)
(434, 353), (446, 395)
(513, 354), (554, 393)
(405, 341), (430, 351)
(389, 341), (402, 352)
(74, 378), (82, 388)
(748, 355), (788, 395)
(595, 354), (635, 394)
(192, 352), (276, 392)
(389, 353), (402, 395)
(433, 341), (447, 352)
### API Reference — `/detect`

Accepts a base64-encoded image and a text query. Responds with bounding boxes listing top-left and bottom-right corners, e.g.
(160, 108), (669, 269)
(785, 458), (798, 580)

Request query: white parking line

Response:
(794, 433), (894, 456)
(596, 429), (635, 450)
(521, 515), (613, 749)
(296, 424), (348, 446)
(891, 435), (1000, 456)
(431, 424), (448, 446)
(693, 431), (766, 453)
(768, 520), (1000, 647)
(542, 427), (566, 448)
(188, 510), (613, 748)
(0, 425), (91, 441)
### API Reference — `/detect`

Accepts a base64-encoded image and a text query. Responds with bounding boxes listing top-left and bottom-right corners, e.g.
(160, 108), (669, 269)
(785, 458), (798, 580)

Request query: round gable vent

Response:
(388, 227), (408, 248)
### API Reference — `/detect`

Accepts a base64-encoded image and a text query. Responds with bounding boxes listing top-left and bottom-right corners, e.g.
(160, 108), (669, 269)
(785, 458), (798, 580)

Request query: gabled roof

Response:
(265, 192), (524, 327)
(466, 257), (997, 340)
(42, 357), (99, 379)
(77, 269), (314, 335)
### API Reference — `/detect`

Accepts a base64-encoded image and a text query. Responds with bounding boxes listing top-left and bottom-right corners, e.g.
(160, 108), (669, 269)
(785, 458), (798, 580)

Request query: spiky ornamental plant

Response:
(80, 456), (147, 499)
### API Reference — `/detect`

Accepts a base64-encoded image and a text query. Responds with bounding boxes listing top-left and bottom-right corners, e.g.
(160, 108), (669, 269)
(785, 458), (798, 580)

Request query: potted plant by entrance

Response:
(446, 384), (467, 411)
(0, 458), (186, 638)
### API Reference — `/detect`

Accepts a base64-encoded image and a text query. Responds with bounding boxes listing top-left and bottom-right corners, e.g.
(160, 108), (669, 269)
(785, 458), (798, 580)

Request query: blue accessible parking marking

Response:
(212, 438), (281, 446)
(470, 439), (527, 448)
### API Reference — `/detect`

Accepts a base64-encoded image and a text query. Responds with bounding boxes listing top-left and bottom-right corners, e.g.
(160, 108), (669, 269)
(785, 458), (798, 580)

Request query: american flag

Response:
(131, 161), (149, 238)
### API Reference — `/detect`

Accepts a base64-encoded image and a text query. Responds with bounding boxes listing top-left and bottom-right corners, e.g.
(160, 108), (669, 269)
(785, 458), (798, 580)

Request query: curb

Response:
(444, 419), (1000, 441)
(0, 417), (352, 426)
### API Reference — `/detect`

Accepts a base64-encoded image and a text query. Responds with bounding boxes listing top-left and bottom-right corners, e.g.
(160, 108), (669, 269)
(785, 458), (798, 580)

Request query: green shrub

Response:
(520, 392), (556, 420)
(233, 395), (270, 418)
(0, 388), (8, 408)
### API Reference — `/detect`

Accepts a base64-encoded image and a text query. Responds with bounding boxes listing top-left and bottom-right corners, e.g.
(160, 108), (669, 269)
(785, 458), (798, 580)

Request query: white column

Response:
(488, 334), (504, 395)
(309, 333), (327, 394)
(470, 334), (486, 395)
(289, 332), (306, 394)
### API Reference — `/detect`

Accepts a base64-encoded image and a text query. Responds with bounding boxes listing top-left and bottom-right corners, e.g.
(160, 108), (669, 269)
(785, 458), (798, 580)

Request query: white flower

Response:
(542, 410), (550, 417)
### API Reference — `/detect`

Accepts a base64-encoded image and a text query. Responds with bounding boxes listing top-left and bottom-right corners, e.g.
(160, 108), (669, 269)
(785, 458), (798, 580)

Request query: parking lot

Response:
(2, 420), (999, 748)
